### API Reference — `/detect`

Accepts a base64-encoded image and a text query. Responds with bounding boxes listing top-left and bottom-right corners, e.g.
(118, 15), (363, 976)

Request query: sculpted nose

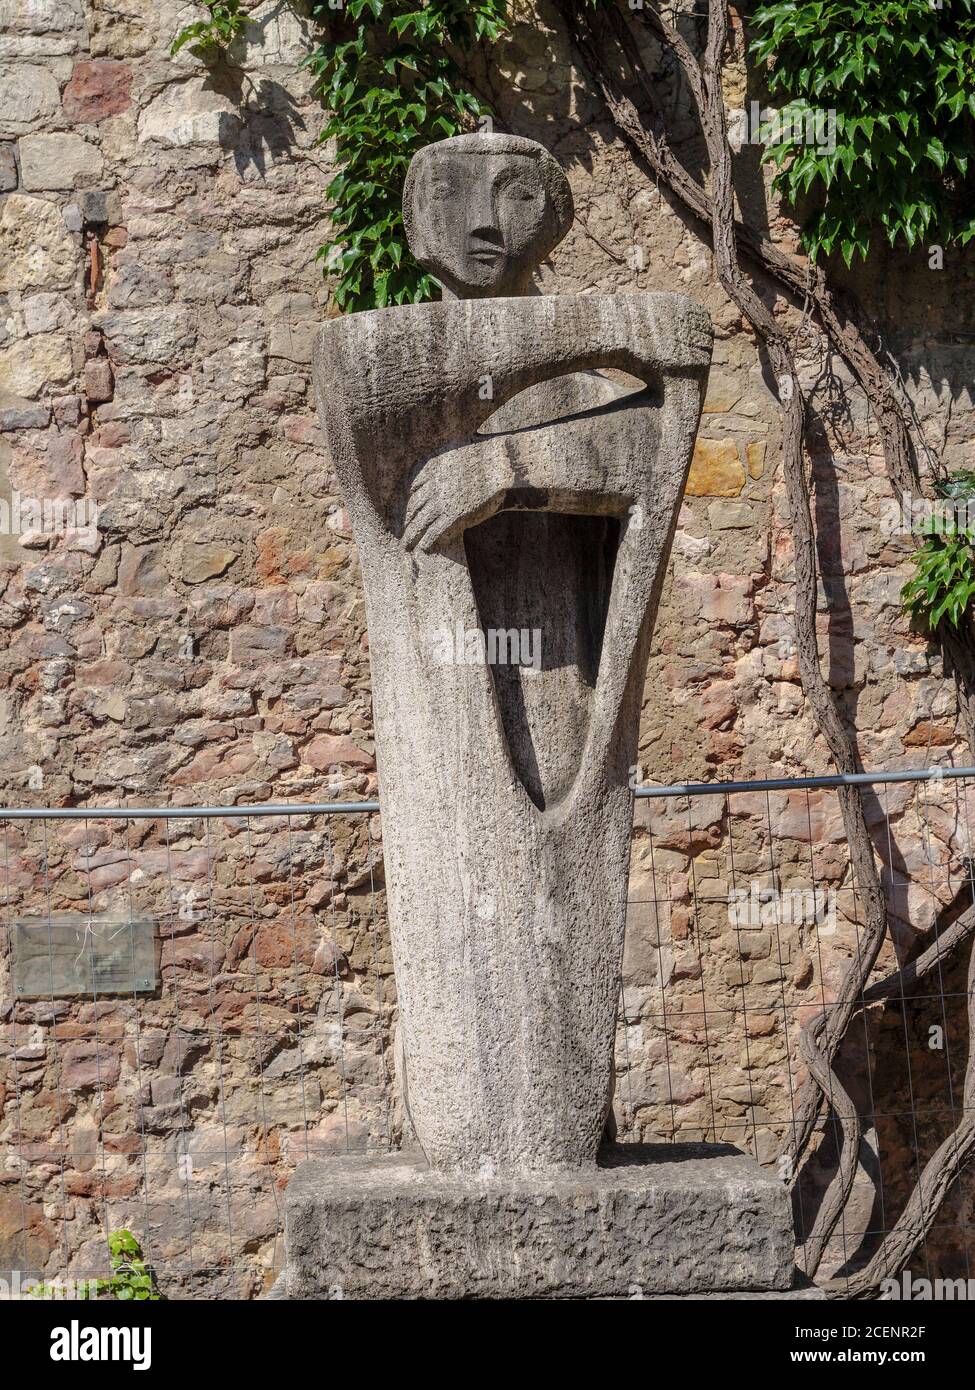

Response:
(468, 183), (501, 242)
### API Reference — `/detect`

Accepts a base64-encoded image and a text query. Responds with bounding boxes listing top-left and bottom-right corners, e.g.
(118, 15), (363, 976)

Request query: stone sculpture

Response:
(313, 133), (712, 1175)
(268, 135), (812, 1295)
(275, 131), (811, 1299)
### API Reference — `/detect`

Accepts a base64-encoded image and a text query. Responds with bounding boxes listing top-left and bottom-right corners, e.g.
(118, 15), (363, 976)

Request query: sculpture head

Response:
(403, 133), (574, 300)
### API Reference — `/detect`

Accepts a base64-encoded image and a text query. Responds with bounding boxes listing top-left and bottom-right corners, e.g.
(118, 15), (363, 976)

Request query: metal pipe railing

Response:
(634, 765), (975, 799)
(0, 800), (381, 820)
(1, 764), (972, 817)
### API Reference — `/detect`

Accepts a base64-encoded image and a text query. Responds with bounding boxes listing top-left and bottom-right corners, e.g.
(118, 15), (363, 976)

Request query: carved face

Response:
(405, 143), (571, 299)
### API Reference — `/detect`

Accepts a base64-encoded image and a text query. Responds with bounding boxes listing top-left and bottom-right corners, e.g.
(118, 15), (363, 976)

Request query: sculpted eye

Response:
(501, 182), (537, 202)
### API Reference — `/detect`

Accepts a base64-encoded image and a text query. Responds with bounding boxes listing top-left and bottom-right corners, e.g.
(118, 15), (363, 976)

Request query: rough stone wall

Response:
(1, 0), (974, 1295)
(0, 0), (383, 1297)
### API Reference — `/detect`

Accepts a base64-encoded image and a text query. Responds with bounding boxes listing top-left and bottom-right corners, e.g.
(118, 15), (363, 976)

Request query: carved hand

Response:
(403, 389), (668, 553)
(403, 449), (507, 552)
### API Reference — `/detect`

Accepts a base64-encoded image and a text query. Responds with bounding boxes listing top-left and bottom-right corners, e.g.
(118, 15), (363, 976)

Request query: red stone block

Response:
(62, 59), (132, 123)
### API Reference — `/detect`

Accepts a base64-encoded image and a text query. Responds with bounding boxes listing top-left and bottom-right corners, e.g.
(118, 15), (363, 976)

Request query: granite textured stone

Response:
(314, 133), (713, 1174)
(280, 1145), (798, 1300)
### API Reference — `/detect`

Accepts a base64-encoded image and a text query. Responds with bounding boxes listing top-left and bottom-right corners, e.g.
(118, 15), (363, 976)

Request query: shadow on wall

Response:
(170, 0), (313, 180)
(204, 61), (309, 179)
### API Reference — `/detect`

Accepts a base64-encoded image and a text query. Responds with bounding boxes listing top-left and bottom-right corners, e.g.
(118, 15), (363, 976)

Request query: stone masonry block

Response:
(280, 1144), (798, 1300)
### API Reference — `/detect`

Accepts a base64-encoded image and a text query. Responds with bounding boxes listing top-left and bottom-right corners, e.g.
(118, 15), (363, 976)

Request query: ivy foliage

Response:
(100, 1229), (162, 1300)
(171, 2), (511, 311)
(751, 0), (975, 266)
(306, 1), (510, 311)
(902, 474), (975, 631)
(171, 2), (975, 297)
(171, 0), (249, 58)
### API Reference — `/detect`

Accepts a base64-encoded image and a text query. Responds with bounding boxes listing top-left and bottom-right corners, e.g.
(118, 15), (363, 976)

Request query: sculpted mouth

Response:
(470, 247), (504, 263)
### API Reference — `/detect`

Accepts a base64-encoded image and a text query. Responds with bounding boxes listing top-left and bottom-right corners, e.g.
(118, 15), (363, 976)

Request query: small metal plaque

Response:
(11, 917), (159, 999)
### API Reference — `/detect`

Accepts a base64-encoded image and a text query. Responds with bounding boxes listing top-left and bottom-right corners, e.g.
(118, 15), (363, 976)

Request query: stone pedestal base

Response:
(277, 1143), (807, 1300)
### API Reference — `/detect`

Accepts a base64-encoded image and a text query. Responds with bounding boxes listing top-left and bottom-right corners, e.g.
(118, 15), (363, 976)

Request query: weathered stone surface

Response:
(0, 193), (77, 291)
(0, 0), (85, 40)
(266, 293), (317, 363)
(61, 58), (132, 122)
(304, 733), (373, 770)
(745, 439), (766, 479)
(0, 1194), (55, 1278)
(228, 623), (290, 662)
(83, 355), (113, 402)
(281, 1145), (797, 1299)
(709, 499), (753, 529)
(77, 187), (110, 224)
(686, 437), (745, 497)
(168, 539), (237, 583)
(315, 133), (712, 1174)
(0, 333), (74, 397)
(14, 430), (86, 494)
(23, 291), (74, 334)
(116, 542), (166, 595)
(19, 132), (103, 189)
(0, 64), (60, 131)
(0, 140), (16, 189)
(94, 306), (194, 365)
(702, 374), (741, 414)
(646, 1282), (826, 1301)
(137, 78), (240, 148)
(0, 401), (50, 429)
(60, 1039), (122, 1090)
(106, 260), (171, 308)
(226, 0), (320, 69)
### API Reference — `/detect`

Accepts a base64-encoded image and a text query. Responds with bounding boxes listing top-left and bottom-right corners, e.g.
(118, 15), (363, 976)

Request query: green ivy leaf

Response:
(752, 1), (975, 264)
(306, 0), (510, 311)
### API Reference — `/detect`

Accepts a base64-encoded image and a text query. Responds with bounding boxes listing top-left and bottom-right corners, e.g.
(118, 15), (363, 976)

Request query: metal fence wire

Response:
(1, 767), (974, 1298)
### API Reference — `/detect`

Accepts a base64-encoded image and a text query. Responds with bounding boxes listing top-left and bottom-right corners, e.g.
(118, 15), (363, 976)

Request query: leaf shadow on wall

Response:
(204, 61), (308, 179)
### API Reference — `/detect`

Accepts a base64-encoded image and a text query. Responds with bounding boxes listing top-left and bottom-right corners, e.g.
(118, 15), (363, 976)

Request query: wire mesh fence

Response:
(628, 767), (975, 1294)
(1, 768), (973, 1298)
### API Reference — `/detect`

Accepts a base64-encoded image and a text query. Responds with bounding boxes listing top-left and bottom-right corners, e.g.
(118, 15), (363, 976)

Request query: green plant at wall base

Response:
(751, 0), (975, 265)
(171, 0), (249, 57)
(306, 1), (510, 311)
(30, 1230), (161, 1301)
(101, 1229), (160, 1300)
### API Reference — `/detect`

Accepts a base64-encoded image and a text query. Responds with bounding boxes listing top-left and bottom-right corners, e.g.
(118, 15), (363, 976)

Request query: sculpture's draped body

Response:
(314, 133), (712, 1174)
